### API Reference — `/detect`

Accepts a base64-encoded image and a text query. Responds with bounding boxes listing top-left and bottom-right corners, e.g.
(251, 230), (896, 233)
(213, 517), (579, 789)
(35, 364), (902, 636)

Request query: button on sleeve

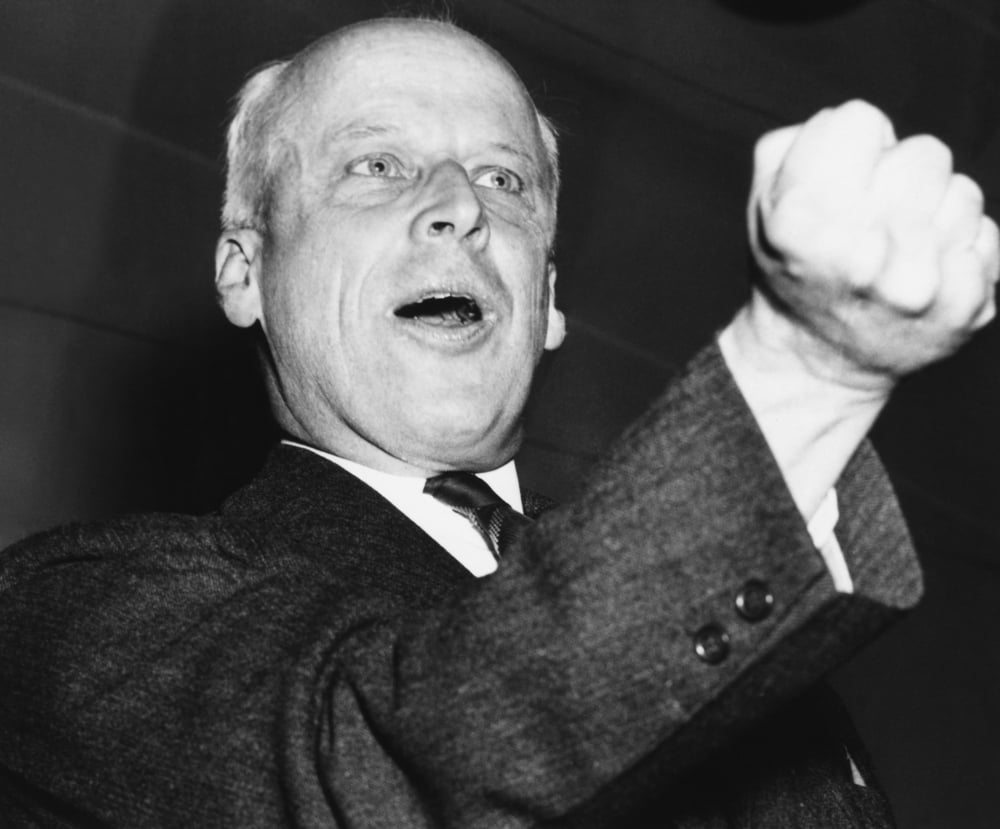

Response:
(693, 623), (731, 664)
(734, 579), (774, 622)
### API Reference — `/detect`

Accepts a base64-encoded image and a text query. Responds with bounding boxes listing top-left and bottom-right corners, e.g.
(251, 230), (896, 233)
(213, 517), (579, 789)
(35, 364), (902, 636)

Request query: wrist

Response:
(727, 290), (897, 403)
(719, 297), (891, 519)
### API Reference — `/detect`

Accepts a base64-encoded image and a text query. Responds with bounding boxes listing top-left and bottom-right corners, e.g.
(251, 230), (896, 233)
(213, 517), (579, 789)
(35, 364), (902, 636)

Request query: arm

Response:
(369, 101), (999, 823)
(364, 342), (919, 827)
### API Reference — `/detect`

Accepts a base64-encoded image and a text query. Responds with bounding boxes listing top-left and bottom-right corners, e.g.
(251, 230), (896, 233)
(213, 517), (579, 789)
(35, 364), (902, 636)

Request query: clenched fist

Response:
(720, 100), (998, 517)
(748, 99), (998, 391)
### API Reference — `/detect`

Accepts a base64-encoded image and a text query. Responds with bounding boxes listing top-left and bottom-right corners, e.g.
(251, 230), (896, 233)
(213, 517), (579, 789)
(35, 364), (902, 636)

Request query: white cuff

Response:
(806, 488), (852, 593)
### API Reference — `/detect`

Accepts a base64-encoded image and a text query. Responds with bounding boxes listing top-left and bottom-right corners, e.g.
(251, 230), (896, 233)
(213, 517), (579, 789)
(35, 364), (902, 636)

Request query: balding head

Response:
(221, 18), (560, 242)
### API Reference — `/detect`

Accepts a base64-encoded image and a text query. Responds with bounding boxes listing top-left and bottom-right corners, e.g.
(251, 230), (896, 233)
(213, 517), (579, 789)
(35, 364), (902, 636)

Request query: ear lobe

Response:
(543, 262), (566, 351)
(215, 230), (264, 328)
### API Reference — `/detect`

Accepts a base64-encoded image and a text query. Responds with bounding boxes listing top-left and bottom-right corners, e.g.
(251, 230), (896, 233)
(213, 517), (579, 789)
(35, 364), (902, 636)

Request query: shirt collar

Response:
(280, 439), (523, 512)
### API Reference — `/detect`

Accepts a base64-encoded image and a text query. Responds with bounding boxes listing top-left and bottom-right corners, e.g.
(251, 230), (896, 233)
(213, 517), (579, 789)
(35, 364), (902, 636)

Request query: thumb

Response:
(749, 125), (802, 267)
(752, 124), (802, 196)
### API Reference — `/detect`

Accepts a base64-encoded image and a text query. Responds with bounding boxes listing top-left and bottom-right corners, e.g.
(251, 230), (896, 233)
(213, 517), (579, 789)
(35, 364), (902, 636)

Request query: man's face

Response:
(222, 21), (564, 476)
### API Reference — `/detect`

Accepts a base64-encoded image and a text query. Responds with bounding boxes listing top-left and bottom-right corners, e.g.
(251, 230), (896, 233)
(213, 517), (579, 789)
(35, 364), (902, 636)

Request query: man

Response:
(0, 16), (995, 828)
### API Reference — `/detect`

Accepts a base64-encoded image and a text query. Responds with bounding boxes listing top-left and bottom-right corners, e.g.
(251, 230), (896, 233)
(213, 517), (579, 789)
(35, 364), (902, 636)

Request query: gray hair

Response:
(220, 24), (561, 236)
(220, 59), (296, 234)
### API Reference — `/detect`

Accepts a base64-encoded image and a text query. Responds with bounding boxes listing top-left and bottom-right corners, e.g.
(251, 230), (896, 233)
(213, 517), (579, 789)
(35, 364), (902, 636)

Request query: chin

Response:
(398, 414), (523, 473)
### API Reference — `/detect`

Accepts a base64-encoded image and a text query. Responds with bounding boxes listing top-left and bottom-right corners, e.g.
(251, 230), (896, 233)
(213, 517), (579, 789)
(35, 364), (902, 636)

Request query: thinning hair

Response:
(220, 20), (560, 236)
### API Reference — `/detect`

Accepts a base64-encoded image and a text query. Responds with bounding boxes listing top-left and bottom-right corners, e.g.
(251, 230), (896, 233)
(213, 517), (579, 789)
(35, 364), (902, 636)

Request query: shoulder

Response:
(0, 511), (276, 596)
(0, 443), (356, 586)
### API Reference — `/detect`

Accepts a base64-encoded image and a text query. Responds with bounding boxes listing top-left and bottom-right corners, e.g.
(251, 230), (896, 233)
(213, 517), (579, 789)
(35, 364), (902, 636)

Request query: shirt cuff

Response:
(807, 488), (853, 593)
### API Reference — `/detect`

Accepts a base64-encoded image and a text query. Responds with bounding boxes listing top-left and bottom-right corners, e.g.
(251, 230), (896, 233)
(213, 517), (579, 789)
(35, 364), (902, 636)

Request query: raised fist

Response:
(749, 99), (998, 390)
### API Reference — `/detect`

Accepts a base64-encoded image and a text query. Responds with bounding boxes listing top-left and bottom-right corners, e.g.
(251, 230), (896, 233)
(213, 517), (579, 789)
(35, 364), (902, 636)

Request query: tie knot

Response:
(423, 471), (507, 511)
(424, 472), (530, 561)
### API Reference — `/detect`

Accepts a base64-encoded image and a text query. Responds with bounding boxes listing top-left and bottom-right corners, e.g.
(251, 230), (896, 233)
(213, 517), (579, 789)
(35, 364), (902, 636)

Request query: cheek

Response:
(511, 256), (554, 341)
(260, 251), (343, 377)
(492, 218), (552, 308)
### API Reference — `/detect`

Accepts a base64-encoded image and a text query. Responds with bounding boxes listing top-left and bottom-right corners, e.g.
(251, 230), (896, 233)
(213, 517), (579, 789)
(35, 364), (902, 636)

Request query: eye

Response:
(474, 168), (524, 193)
(348, 154), (404, 178)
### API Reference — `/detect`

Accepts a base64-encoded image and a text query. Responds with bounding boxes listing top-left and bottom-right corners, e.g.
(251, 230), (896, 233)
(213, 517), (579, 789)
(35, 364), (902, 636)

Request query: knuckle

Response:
(884, 266), (937, 315)
(980, 214), (1000, 250)
(940, 247), (997, 330)
(951, 173), (984, 210)
(839, 98), (879, 117)
(808, 103), (839, 124)
(878, 239), (939, 314)
(825, 99), (896, 151)
(838, 98), (890, 129)
(906, 134), (953, 170)
(974, 217), (1000, 278)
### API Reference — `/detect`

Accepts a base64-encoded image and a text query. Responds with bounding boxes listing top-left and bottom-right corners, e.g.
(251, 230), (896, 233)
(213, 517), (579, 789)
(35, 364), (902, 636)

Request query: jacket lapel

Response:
(220, 444), (476, 608)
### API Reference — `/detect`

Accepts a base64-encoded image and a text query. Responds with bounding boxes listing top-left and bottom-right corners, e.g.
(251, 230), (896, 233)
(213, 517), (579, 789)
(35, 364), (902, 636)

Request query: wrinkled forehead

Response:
(289, 20), (546, 159)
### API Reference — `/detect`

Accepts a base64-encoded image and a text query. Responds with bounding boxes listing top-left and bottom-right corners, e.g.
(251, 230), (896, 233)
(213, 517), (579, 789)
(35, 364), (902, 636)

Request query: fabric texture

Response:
(0, 342), (920, 827)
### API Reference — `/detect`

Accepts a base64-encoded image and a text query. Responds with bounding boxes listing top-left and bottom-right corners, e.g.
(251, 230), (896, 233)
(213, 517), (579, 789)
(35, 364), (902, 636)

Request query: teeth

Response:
(396, 295), (482, 325)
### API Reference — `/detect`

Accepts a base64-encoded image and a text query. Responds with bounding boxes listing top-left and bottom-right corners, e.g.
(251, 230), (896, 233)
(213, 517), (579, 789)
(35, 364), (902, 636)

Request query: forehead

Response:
(292, 22), (543, 158)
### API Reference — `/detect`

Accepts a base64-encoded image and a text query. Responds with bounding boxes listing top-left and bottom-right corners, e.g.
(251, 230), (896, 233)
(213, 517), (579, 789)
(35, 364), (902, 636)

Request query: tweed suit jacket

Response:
(0, 343), (920, 827)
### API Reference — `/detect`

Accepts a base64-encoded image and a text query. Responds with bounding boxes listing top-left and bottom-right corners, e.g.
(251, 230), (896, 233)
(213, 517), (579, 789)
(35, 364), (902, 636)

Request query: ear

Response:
(215, 229), (264, 328)
(543, 261), (566, 351)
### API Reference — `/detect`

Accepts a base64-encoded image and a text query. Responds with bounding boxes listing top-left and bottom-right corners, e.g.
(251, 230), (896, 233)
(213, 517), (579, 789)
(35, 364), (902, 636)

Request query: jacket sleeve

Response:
(292, 341), (921, 826)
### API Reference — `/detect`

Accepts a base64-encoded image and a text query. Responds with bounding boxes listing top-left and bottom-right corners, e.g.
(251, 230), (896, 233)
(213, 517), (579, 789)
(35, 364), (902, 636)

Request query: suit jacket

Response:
(0, 343), (920, 827)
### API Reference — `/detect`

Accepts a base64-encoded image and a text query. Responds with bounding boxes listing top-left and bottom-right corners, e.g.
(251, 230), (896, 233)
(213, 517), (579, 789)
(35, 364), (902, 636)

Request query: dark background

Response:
(1, 1), (998, 825)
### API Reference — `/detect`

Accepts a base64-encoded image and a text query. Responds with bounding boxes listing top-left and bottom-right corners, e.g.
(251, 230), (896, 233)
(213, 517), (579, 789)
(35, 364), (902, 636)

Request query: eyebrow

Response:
(321, 123), (545, 178)
(323, 122), (401, 143)
(489, 141), (541, 170)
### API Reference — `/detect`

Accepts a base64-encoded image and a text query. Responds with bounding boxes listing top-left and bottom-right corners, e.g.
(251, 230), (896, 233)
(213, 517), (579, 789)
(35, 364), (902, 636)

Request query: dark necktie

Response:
(423, 472), (533, 561)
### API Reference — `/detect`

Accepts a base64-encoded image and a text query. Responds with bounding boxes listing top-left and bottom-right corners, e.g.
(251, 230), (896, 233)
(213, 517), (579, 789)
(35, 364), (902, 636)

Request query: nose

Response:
(410, 161), (489, 249)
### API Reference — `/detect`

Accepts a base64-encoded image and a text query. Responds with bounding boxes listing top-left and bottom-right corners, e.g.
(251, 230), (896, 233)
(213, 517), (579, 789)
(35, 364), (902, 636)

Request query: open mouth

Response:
(394, 293), (483, 326)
